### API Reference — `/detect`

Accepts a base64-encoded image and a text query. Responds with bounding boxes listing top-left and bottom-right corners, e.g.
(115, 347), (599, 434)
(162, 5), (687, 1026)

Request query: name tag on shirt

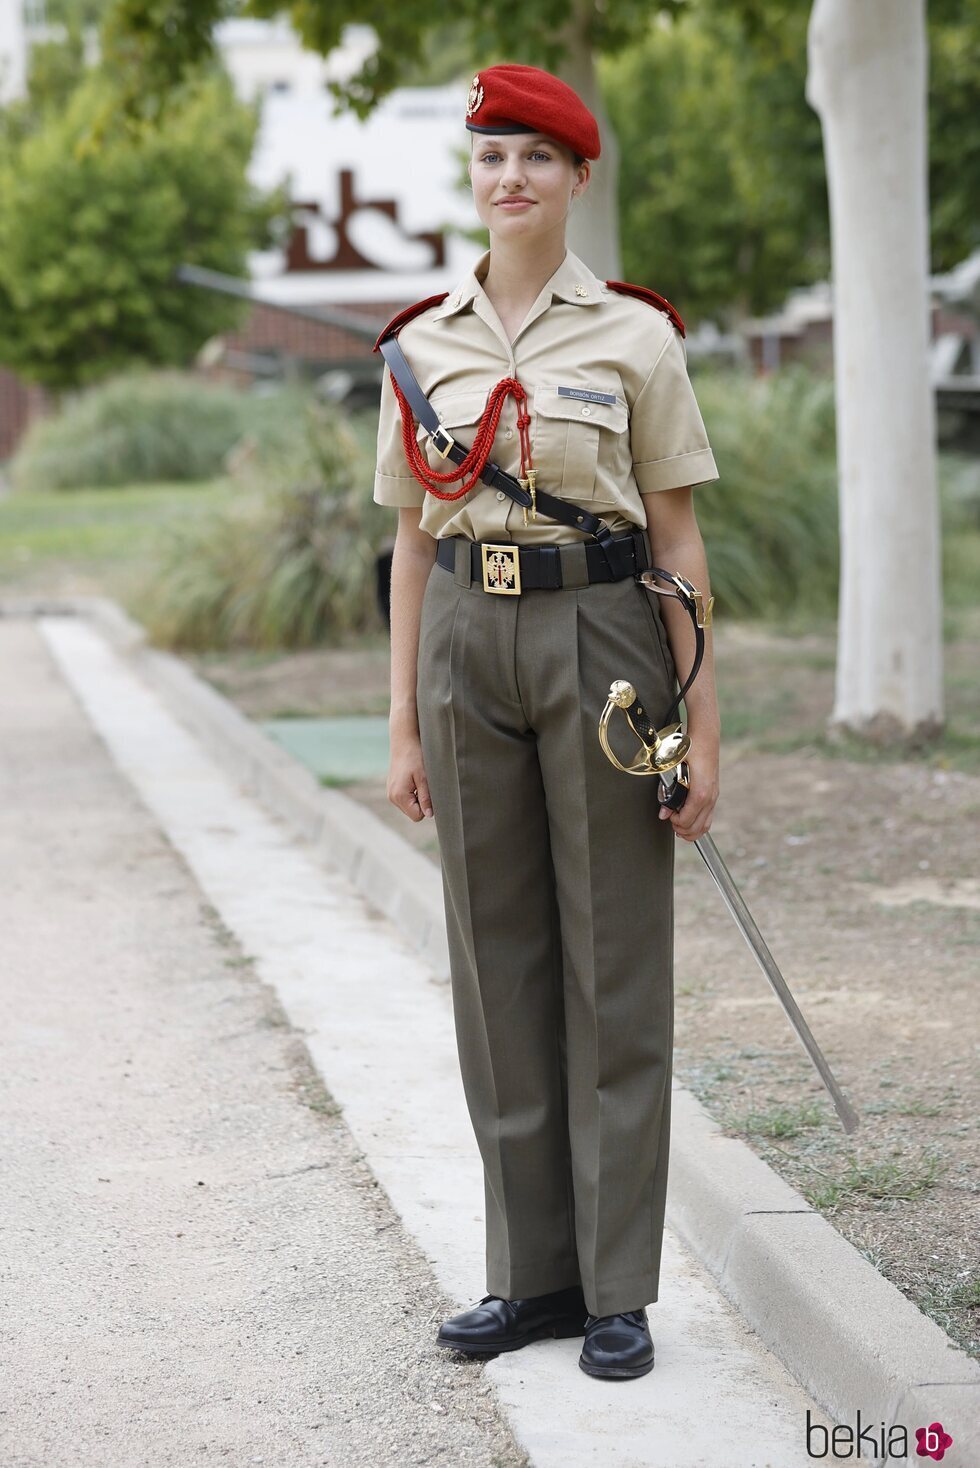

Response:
(557, 386), (619, 406)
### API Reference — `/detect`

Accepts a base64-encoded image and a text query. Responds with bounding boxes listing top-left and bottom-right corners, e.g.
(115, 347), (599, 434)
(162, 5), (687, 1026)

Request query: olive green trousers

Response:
(416, 531), (677, 1319)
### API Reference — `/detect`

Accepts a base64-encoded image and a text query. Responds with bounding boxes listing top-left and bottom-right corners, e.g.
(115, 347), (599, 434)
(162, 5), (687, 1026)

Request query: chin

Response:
(490, 209), (548, 230)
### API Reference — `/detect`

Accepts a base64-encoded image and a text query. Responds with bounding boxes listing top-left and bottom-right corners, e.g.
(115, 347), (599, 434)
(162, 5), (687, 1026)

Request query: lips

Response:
(496, 199), (535, 208)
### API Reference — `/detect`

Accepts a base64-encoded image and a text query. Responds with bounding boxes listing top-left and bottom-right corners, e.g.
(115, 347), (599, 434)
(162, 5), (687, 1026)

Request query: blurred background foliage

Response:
(600, 10), (831, 320)
(0, 9), (283, 390)
(10, 371), (289, 489)
(133, 390), (388, 649)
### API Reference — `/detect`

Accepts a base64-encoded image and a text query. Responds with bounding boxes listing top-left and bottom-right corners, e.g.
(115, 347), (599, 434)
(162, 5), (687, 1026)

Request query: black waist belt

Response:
(436, 528), (649, 592)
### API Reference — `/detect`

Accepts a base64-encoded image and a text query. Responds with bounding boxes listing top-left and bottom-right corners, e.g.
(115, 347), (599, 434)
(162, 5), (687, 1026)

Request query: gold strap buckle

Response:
(430, 425), (456, 459)
(481, 543), (522, 594)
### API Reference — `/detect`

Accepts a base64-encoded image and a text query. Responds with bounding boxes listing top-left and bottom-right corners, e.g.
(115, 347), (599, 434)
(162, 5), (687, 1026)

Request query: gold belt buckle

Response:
(481, 543), (522, 594)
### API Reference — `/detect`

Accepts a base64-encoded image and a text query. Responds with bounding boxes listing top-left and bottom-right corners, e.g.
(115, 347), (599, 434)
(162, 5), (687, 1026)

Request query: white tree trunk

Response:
(555, 4), (622, 278)
(806, 0), (943, 742)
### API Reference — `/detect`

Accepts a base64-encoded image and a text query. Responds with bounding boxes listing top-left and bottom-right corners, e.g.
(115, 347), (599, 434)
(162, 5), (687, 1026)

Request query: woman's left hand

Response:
(658, 744), (719, 842)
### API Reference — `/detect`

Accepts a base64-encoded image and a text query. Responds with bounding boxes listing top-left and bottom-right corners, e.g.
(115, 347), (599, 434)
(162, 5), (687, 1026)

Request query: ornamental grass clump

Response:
(688, 361), (840, 623)
(11, 371), (255, 490)
(139, 394), (386, 649)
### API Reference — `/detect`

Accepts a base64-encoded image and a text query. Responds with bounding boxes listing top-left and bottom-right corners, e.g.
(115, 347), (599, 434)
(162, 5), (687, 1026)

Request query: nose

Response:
(501, 156), (527, 189)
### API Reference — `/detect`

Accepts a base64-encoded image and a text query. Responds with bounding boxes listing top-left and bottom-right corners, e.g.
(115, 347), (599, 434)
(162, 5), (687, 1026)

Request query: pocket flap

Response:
(428, 389), (492, 428)
(533, 386), (628, 432)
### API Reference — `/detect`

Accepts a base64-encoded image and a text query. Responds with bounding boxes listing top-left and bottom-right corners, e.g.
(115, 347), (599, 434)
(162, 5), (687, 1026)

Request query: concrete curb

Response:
(11, 593), (978, 1461)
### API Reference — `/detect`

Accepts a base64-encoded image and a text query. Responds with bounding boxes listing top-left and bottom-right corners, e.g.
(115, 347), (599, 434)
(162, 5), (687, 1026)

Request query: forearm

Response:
(648, 531), (720, 746)
(388, 534), (437, 738)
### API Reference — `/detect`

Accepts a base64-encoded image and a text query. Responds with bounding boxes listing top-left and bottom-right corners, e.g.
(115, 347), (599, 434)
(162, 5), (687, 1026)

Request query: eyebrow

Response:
(476, 135), (556, 146)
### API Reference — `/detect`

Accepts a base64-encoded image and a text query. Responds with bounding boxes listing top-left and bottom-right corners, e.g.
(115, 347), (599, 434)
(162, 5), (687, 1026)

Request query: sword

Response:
(599, 676), (860, 1135)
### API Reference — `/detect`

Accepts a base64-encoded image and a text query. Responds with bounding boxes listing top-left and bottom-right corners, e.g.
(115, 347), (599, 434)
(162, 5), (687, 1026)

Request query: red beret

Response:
(465, 64), (601, 162)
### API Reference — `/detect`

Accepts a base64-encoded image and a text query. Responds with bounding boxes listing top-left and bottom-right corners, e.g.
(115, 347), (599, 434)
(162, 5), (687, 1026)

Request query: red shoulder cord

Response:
(391, 375), (535, 501)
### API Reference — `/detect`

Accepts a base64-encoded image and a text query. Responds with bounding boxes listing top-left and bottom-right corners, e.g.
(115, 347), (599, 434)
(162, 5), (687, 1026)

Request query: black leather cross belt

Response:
(435, 529), (650, 593)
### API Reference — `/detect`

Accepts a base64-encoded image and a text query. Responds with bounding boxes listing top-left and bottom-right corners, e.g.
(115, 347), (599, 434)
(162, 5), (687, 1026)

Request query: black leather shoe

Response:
(436, 1285), (589, 1356)
(579, 1308), (655, 1379)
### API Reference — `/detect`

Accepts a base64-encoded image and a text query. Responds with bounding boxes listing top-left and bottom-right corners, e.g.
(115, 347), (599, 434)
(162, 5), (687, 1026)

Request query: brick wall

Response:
(0, 367), (50, 463)
(218, 297), (401, 364)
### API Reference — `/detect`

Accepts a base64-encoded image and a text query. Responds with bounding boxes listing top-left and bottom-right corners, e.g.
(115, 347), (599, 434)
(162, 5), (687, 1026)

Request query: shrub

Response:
(689, 362), (840, 622)
(139, 394), (386, 649)
(10, 371), (266, 490)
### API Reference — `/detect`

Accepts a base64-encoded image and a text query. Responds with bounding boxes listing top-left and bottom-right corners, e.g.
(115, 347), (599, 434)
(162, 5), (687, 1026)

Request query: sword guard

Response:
(598, 680), (691, 776)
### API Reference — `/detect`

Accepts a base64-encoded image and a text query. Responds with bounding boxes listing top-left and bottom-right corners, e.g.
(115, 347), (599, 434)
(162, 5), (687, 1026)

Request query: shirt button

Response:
(581, 406), (592, 416)
(505, 428), (514, 438)
(496, 490), (505, 500)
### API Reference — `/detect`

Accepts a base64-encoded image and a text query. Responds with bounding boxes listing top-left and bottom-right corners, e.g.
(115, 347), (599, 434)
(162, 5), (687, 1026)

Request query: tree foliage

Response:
(97, 0), (692, 123)
(0, 54), (278, 389)
(601, 9), (829, 321)
(607, 1), (979, 317)
(44, 0), (109, 24)
(926, 0), (980, 270)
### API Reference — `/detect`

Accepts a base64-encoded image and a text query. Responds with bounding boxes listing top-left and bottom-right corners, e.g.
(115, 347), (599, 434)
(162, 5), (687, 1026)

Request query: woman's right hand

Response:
(386, 732), (434, 822)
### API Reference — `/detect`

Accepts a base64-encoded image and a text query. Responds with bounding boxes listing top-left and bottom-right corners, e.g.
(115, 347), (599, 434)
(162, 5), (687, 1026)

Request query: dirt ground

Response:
(189, 615), (980, 1365)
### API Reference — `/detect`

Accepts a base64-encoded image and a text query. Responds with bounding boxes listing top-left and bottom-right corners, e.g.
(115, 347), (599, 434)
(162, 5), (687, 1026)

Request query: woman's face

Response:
(468, 133), (589, 239)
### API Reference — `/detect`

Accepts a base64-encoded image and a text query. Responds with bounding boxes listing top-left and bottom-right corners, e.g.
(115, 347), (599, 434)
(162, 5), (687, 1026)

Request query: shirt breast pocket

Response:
(419, 389), (491, 474)
(532, 387), (629, 504)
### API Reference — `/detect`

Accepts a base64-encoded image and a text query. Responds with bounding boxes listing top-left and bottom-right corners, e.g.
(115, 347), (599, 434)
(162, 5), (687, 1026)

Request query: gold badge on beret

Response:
(466, 74), (484, 118)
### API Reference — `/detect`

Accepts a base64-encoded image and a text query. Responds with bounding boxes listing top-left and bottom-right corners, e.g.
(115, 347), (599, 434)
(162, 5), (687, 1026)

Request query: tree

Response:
(600, 9), (830, 323)
(926, 0), (980, 272)
(0, 61), (277, 390)
(807, 0), (942, 742)
(603, 2), (977, 324)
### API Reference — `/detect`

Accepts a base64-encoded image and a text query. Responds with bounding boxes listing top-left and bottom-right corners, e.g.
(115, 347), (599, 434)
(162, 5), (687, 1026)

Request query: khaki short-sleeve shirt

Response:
(373, 246), (719, 545)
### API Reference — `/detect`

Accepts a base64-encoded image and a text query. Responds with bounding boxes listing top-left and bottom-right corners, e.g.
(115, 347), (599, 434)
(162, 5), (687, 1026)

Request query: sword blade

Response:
(693, 832), (861, 1135)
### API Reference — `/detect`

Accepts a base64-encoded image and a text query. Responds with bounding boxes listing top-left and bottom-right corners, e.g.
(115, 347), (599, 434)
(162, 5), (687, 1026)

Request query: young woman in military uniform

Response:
(373, 63), (721, 1380)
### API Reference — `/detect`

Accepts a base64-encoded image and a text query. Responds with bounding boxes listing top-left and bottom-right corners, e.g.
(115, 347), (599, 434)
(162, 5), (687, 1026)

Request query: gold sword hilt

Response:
(598, 679), (692, 777)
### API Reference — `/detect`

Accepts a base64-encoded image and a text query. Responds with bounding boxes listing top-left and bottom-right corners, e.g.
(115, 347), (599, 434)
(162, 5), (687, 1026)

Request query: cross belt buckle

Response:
(481, 543), (522, 594)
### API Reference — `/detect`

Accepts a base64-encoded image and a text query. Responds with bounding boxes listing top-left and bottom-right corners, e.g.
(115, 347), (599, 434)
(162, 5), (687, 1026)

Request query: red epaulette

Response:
(605, 280), (685, 338)
(373, 293), (450, 353)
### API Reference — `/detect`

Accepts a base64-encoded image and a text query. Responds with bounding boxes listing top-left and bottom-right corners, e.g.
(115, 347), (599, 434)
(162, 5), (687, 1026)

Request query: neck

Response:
(480, 229), (569, 309)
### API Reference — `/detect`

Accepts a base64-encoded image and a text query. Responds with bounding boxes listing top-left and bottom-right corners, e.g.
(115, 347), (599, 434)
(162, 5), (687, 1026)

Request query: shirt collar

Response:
(431, 247), (605, 321)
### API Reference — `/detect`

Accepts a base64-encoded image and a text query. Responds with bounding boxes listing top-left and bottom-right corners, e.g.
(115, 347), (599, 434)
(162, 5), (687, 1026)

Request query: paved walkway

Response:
(1, 616), (833, 1466)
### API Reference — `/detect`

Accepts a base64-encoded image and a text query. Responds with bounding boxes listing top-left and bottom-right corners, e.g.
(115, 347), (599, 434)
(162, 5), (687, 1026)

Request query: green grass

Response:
(801, 1152), (944, 1211)
(727, 1102), (828, 1139)
(912, 1274), (980, 1362)
(0, 478), (237, 578)
(949, 1274), (980, 1310)
(9, 372), (304, 492)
